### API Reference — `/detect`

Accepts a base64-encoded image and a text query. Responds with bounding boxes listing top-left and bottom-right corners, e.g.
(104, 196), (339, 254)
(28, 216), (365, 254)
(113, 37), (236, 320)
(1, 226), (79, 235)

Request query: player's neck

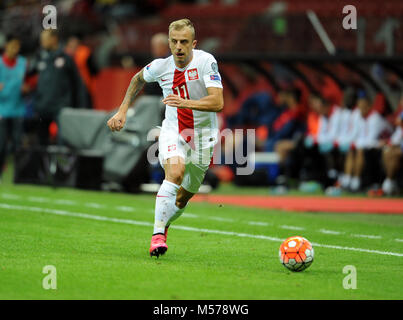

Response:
(174, 51), (194, 70)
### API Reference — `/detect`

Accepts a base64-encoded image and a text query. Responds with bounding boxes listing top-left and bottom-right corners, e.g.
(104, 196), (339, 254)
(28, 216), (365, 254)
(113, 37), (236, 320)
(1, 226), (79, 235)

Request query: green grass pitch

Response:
(1, 178), (403, 299)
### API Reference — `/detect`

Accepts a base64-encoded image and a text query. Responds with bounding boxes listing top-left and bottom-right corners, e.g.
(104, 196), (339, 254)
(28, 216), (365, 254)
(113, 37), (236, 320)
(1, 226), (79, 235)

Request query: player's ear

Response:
(192, 39), (197, 49)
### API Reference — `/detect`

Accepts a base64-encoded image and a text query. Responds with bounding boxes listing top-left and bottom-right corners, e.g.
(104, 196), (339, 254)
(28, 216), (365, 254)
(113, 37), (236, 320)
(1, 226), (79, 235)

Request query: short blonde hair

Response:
(168, 18), (195, 40)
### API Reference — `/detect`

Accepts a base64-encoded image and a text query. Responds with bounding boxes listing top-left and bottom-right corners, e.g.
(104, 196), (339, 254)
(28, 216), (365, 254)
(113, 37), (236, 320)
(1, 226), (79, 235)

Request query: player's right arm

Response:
(107, 68), (146, 132)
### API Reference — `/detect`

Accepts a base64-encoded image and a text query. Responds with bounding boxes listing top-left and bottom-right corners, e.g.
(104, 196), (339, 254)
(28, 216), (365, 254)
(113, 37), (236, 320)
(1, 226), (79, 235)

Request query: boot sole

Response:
(150, 246), (167, 258)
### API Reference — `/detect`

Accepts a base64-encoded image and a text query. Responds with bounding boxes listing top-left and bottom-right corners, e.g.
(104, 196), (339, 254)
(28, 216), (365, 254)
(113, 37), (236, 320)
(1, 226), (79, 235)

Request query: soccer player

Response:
(0, 34), (27, 181)
(342, 92), (391, 192)
(107, 19), (224, 257)
(378, 111), (403, 196)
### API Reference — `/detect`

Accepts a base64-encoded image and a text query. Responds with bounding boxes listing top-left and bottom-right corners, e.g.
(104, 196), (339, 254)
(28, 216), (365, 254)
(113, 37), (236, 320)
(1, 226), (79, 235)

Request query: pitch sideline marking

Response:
(27, 196), (50, 203)
(115, 206), (137, 212)
(0, 192), (394, 242)
(351, 234), (382, 240)
(1, 193), (21, 200)
(319, 229), (344, 235)
(280, 225), (305, 231)
(1, 193), (396, 242)
(54, 199), (77, 205)
(207, 216), (235, 222)
(85, 202), (105, 209)
(1, 203), (402, 258)
(248, 221), (271, 226)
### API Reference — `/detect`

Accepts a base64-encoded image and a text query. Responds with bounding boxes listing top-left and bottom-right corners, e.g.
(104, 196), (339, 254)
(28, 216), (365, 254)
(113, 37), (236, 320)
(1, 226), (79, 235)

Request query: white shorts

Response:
(158, 120), (217, 193)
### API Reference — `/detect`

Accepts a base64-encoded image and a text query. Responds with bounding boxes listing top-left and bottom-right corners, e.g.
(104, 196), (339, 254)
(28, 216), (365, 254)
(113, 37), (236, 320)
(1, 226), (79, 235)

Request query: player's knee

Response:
(166, 167), (185, 185)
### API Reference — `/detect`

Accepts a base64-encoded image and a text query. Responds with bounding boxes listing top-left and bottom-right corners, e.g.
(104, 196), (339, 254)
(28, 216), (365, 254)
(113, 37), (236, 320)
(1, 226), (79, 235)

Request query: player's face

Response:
(40, 31), (57, 50)
(358, 98), (371, 116)
(5, 39), (20, 58)
(169, 28), (197, 67)
(309, 96), (322, 113)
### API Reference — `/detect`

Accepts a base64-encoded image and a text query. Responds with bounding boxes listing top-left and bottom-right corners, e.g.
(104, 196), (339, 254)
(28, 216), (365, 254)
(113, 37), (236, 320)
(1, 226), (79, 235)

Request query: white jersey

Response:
(317, 105), (341, 145)
(143, 49), (223, 137)
(390, 126), (403, 146)
(337, 108), (361, 147)
(354, 111), (391, 149)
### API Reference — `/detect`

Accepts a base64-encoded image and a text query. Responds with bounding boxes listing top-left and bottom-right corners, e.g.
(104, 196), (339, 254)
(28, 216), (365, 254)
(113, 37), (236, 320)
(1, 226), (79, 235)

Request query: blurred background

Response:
(1, 0), (403, 198)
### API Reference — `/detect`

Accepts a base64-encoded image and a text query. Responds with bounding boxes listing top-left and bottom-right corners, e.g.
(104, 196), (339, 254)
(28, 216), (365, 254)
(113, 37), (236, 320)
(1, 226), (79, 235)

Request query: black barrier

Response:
(14, 146), (104, 190)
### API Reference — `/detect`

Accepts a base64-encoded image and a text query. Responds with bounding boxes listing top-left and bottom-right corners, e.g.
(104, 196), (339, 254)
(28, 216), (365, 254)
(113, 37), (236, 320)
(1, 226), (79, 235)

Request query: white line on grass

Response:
(27, 196), (50, 203)
(85, 203), (105, 209)
(206, 216), (235, 222)
(351, 234), (382, 240)
(0, 192), (398, 242)
(115, 206), (137, 212)
(1, 203), (402, 258)
(54, 199), (77, 205)
(181, 213), (199, 219)
(319, 229), (344, 235)
(1, 194), (21, 200)
(0, 203), (151, 226)
(280, 225), (305, 231)
(248, 221), (271, 226)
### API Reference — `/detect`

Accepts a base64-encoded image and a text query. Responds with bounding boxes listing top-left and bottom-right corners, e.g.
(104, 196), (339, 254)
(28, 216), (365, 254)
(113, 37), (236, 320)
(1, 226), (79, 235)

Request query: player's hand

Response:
(107, 110), (126, 132)
(378, 139), (387, 148)
(162, 94), (188, 108)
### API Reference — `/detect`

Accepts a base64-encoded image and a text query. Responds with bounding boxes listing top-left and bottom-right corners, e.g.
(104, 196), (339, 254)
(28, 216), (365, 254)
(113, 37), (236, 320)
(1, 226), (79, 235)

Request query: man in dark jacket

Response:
(32, 29), (87, 145)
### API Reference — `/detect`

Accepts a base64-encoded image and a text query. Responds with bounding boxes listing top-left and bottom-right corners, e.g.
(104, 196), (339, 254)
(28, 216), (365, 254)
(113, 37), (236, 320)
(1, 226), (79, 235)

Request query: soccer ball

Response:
(279, 236), (314, 272)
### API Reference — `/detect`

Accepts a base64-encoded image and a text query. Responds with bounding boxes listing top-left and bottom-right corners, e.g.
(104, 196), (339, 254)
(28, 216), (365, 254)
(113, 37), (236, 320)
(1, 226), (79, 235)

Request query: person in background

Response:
(65, 33), (99, 109)
(0, 34), (27, 181)
(380, 111), (403, 195)
(341, 91), (392, 192)
(143, 33), (170, 97)
(264, 87), (305, 153)
(30, 29), (87, 145)
(281, 92), (325, 190)
(151, 33), (170, 58)
(226, 66), (277, 131)
(299, 93), (337, 188)
(369, 93), (403, 197)
(316, 87), (358, 194)
(336, 103), (362, 190)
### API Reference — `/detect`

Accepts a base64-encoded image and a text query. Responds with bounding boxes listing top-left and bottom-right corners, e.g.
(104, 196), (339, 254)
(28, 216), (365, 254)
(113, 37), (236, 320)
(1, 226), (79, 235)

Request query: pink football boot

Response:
(149, 234), (168, 257)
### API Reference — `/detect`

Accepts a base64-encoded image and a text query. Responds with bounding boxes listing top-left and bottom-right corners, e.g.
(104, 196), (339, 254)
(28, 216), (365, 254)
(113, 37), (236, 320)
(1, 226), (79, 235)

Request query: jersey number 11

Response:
(173, 84), (189, 100)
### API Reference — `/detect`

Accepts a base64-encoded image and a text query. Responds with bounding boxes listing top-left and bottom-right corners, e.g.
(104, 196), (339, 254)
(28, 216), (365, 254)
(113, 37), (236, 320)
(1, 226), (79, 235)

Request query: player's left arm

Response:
(162, 87), (224, 112)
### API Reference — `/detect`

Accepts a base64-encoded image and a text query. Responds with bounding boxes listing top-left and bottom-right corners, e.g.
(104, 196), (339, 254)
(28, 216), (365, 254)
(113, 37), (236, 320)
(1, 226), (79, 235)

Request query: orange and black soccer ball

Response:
(279, 236), (314, 272)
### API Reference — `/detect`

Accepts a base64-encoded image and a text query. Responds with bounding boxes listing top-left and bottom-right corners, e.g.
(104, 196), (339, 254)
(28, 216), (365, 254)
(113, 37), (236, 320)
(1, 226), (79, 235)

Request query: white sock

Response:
(340, 174), (351, 189)
(153, 180), (182, 235)
(167, 205), (186, 226)
(382, 178), (396, 195)
(350, 176), (361, 191)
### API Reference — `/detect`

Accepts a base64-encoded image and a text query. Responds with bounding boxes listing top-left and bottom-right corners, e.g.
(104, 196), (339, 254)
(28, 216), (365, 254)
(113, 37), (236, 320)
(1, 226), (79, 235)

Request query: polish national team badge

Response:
(187, 68), (199, 80)
(168, 144), (177, 152)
